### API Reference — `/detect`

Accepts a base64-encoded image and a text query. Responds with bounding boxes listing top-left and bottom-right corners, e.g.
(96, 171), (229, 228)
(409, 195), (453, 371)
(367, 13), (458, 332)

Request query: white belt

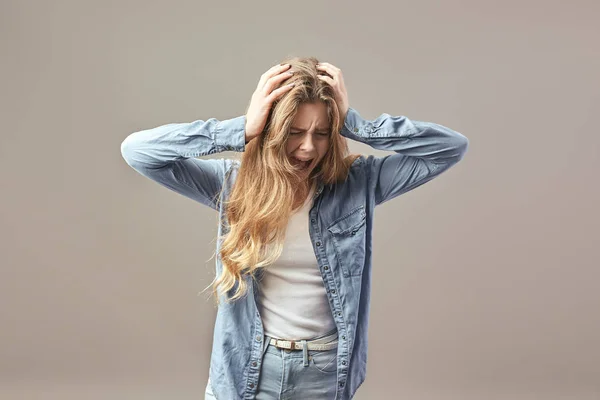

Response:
(269, 331), (338, 351)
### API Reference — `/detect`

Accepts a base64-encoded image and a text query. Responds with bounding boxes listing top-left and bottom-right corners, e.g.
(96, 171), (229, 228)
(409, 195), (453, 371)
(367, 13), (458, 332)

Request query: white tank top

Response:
(256, 185), (336, 340)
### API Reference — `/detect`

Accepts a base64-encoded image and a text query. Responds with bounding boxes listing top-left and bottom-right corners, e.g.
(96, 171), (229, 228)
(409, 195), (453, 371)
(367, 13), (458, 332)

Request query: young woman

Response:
(121, 57), (469, 400)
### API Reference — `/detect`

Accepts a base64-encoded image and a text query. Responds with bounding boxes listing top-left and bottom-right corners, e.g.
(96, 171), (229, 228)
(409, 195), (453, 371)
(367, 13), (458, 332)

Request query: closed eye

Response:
(290, 131), (329, 137)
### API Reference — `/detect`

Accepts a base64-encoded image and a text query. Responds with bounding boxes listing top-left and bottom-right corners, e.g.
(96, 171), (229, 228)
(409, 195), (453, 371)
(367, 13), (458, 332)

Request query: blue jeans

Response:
(205, 328), (339, 399)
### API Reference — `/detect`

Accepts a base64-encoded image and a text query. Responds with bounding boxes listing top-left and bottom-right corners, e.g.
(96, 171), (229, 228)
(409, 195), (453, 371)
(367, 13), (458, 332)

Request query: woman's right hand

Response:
(244, 63), (296, 143)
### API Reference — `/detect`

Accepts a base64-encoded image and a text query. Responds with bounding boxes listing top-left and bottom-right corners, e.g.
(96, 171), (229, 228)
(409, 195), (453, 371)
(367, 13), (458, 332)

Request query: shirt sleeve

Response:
(120, 115), (246, 210)
(341, 107), (469, 206)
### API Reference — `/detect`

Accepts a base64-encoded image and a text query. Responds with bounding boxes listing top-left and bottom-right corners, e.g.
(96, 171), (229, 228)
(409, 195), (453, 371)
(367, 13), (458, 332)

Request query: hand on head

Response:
(244, 60), (349, 144)
(244, 63), (296, 143)
(315, 62), (349, 122)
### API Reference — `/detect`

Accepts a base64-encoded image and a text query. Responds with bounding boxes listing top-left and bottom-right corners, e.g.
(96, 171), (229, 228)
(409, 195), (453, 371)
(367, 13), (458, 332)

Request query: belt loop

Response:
(262, 335), (270, 358)
(301, 340), (308, 367)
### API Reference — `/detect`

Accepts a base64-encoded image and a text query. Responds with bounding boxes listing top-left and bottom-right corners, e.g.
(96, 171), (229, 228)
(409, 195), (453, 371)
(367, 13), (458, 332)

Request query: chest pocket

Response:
(326, 205), (367, 277)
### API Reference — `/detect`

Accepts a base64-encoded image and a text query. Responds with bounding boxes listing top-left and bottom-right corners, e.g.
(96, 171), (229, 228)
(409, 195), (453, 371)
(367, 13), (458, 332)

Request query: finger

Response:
(266, 82), (296, 103)
(263, 69), (295, 94)
(258, 63), (291, 89)
(258, 63), (290, 89)
(316, 66), (338, 81)
(316, 62), (341, 75)
(317, 74), (335, 86)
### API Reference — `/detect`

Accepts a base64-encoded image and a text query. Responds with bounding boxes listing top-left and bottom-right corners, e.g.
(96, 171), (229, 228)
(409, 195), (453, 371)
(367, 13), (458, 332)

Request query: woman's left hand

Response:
(316, 62), (349, 123)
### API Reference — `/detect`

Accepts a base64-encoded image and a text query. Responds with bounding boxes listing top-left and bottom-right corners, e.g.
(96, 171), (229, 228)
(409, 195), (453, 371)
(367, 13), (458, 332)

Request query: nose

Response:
(299, 133), (316, 153)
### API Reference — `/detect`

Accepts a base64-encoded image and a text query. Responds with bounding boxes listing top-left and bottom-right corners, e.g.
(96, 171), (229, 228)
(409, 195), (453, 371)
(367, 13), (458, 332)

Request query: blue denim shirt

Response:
(120, 107), (469, 399)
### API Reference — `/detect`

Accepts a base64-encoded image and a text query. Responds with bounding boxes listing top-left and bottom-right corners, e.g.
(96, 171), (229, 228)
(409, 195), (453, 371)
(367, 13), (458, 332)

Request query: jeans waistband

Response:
(266, 327), (338, 345)
(307, 328), (338, 344)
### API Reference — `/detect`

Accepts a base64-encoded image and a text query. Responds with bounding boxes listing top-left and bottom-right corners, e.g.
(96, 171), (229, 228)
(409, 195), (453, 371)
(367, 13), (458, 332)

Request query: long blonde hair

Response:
(212, 56), (361, 303)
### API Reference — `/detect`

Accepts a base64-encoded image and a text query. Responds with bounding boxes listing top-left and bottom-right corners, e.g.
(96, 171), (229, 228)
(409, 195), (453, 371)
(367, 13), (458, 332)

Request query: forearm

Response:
(121, 115), (247, 170)
(341, 107), (469, 167)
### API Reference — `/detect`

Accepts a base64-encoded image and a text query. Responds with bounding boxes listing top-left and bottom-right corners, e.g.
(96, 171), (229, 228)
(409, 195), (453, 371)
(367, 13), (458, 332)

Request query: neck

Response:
(292, 179), (315, 208)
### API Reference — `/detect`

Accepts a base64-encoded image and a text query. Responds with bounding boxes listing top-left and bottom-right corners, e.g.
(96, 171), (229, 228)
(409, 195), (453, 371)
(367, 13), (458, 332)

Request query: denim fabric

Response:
(206, 328), (339, 399)
(121, 107), (469, 399)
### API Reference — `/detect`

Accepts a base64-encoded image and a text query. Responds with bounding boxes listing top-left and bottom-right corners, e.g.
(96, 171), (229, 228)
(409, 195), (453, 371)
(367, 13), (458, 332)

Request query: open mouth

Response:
(291, 156), (312, 170)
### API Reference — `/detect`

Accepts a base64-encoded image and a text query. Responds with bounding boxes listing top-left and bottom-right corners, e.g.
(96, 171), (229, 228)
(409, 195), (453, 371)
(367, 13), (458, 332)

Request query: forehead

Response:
(291, 102), (329, 131)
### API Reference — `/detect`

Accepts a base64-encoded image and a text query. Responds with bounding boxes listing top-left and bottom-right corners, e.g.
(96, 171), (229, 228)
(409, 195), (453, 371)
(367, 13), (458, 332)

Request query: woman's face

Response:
(286, 102), (331, 177)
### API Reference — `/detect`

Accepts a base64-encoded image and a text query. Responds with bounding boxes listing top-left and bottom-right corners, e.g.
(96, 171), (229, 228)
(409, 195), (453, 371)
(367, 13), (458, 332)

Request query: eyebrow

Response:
(290, 126), (329, 133)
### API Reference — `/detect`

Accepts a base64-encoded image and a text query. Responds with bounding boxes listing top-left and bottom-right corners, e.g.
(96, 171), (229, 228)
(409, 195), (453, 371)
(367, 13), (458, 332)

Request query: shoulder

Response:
(346, 154), (365, 171)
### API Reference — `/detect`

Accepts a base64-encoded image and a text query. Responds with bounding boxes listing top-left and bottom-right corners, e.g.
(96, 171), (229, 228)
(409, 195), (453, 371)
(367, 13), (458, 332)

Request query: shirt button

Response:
(316, 241), (321, 246)
(311, 219), (315, 223)
(337, 312), (341, 316)
(324, 265), (329, 270)
(255, 335), (262, 342)
(354, 128), (359, 133)
(330, 289), (336, 293)
(342, 335), (346, 340)
(339, 382), (345, 387)
(342, 360), (347, 365)
(249, 383), (255, 388)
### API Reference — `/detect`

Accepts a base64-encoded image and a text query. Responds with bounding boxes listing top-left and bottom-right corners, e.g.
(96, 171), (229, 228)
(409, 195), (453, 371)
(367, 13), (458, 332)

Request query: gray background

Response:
(1, 0), (599, 399)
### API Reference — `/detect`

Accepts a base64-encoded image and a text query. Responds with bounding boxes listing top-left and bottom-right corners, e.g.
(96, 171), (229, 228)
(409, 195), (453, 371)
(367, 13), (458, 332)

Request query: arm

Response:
(341, 107), (469, 206)
(120, 115), (246, 210)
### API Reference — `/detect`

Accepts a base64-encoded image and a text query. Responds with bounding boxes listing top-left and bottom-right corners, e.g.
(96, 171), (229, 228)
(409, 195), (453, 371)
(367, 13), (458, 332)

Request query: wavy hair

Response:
(210, 56), (361, 304)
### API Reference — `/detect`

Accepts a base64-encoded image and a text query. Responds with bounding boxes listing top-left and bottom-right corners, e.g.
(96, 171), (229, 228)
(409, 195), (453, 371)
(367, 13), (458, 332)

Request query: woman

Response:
(120, 56), (469, 399)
